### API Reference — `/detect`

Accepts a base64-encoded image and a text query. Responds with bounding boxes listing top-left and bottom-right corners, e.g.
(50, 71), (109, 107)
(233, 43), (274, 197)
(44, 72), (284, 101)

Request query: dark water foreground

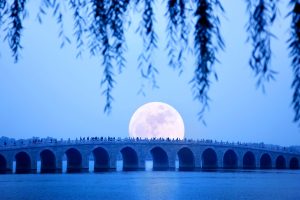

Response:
(0, 170), (299, 200)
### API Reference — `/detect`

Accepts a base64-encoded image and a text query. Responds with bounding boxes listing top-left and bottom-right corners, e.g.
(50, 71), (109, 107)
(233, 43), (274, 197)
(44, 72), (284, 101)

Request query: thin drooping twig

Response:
(192, 0), (224, 122)
(288, 0), (300, 124)
(166, 0), (180, 69)
(166, 0), (190, 74)
(37, 0), (71, 48)
(69, 0), (87, 58)
(5, 0), (27, 62)
(90, 0), (115, 113)
(137, 0), (159, 88)
(245, 0), (278, 90)
(108, 0), (130, 73)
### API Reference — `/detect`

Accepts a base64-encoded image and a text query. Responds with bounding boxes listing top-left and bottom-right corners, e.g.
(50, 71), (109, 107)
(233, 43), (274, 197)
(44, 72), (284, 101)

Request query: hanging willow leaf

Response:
(37, 0), (71, 48)
(178, 0), (190, 71)
(245, 0), (278, 90)
(166, 0), (180, 69)
(137, 0), (159, 88)
(191, 0), (224, 121)
(108, 0), (130, 73)
(89, 0), (115, 113)
(69, 0), (87, 58)
(288, 0), (300, 124)
(0, 0), (6, 20)
(166, 0), (190, 73)
(5, 0), (27, 62)
(0, 0), (7, 35)
(2, 0), (300, 127)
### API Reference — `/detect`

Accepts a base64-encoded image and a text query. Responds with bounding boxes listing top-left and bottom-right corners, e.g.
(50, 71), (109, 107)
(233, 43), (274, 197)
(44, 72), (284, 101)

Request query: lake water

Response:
(0, 170), (299, 200)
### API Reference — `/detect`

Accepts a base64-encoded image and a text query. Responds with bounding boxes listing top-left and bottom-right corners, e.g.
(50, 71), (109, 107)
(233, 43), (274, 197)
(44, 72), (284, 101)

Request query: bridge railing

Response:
(0, 137), (299, 154)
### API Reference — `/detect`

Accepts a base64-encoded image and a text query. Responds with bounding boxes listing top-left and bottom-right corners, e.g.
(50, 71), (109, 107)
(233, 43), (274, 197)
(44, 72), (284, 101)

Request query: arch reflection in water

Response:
(151, 147), (169, 171)
(177, 147), (195, 171)
(92, 147), (110, 172)
(290, 157), (299, 169)
(260, 153), (272, 169)
(202, 148), (218, 169)
(243, 151), (256, 169)
(40, 149), (56, 173)
(65, 148), (82, 173)
(15, 151), (32, 174)
(223, 149), (238, 169)
(275, 155), (286, 169)
(0, 154), (8, 174)
(120, 147), (139, 171)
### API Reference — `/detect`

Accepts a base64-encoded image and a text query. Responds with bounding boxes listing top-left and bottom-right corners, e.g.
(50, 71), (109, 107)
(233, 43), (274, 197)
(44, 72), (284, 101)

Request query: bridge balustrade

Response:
(0, 139), (299, 174)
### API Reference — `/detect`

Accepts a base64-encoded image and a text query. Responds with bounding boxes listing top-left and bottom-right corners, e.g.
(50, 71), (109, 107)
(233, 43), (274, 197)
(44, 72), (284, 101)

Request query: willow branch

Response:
(245, 0), (278, 90)
(137, 0), (159, 88)
(191, 0), (224, 122)
(288, 0), (300, 124)
(5, 0), (27, 62)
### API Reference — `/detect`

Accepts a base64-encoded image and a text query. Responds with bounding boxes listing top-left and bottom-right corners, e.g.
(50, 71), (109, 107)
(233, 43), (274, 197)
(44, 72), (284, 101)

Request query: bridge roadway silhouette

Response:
(0, 138), (299, 173)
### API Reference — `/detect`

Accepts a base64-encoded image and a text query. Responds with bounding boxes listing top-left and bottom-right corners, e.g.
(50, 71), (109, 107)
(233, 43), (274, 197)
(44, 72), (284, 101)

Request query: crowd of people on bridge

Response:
(0, 136), (297, 153)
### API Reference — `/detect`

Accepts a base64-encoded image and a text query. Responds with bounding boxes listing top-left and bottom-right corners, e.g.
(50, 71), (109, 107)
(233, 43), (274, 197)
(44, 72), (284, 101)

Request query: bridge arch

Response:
(260, 153), (272, 169)
(290, 157), (299, 169)
(150, 146), (169, 171)
(177, 147), (195, 171)
(15, 151), (32, 174)
(92, 147), (110, 172)
(201, 148), (218, 169)
(0, 154), (7, 173)
(65, 148), (82, 173)
(275, 155), (286, 169)
(243, 151), (256, 169)
(223, 149), (238, 169)
(120, 146), (139, 171)
(40, 149), (56, 173)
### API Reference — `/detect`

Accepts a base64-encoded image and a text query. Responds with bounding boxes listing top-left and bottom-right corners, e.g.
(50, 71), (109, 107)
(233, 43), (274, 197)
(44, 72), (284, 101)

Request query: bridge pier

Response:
(30, 157), (37, 174)
(81, 153), (89, 173)
(237, 153), (243, 169)
(194, 155), (201, 171)
(255, 156), (260, 169)
(109, 154), (117, 171)
(217, 153), (223, 169)
(138, 158), (146, 171)
(56, 156), (63, 173)
(271, 156), (276, 169)
(168, 155), (176, 171)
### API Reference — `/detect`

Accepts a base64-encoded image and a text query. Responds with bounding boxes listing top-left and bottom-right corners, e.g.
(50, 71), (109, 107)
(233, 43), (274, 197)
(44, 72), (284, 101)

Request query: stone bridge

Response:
(0, 139), (299, 173)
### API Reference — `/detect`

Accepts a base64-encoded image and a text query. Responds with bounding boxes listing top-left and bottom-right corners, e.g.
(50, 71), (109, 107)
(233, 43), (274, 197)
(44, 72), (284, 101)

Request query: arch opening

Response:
(0, 154), (8, 173)
(150, 147), (169, 171)
(65, 148), (82, 173)
(223, 149), (238, 169)
(260, 153), (272, 169)
(201, 148), (217, 169)
(243, 151), (256, 169)
(290, 157), (299, 169)
(120, 147), (139, 171)
(177, 147), (195, 171)
(275, 155), (286, 169)
(40, 149), (56, 173)
(15, 152), (32, 174)
(93, 147), (110, 172)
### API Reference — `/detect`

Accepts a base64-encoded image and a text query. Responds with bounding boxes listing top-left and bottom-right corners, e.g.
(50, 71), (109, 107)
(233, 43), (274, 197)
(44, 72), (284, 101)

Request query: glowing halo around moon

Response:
(129, 102), (185, 139)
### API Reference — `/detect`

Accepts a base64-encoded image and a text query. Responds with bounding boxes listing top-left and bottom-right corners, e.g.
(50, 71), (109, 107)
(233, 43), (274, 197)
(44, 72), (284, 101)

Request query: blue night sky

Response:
(0, 1), (299, 146)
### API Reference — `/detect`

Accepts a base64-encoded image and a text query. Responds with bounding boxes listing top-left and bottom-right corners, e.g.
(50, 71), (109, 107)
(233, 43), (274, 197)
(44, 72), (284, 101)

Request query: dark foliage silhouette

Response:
(245, 0), (278, 90)
(288, 0), (300, 124)
(0, 0), (299, 125)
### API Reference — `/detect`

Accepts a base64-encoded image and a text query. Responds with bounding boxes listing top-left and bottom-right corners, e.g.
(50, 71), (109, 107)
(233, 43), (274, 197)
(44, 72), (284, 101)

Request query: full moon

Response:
(129, 102), (185, 139)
